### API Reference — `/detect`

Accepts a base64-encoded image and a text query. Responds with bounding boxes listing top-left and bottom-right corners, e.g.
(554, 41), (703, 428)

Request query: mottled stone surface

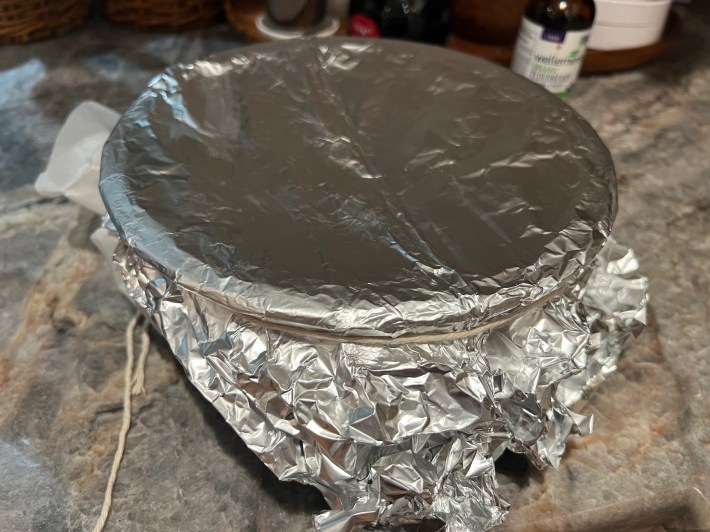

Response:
(1, 6), (709, 532)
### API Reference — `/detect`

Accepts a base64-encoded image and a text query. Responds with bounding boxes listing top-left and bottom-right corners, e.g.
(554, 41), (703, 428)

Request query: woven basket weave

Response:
(0, 0), (91, 45)
(103, 0), (222, 30)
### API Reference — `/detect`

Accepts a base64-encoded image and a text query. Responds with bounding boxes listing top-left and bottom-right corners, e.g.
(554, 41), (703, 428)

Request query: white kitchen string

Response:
(92, 313), (150, 532)
(131, 324), (150, 395)
(232, 285), (568, 346)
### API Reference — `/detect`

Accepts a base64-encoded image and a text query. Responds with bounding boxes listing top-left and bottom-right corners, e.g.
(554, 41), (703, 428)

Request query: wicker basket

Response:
(103, 0), (223, 30)
(0, 0), (91, 45)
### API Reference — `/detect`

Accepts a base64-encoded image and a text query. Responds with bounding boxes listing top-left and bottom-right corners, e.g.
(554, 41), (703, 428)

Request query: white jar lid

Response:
(594, 0), (672, 28)
(590, 21), (667, 50)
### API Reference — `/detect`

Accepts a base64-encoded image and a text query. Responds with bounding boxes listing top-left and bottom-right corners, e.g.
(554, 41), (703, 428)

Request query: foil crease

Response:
(110, 235), (646, 531)
(98, 40), (647, 531)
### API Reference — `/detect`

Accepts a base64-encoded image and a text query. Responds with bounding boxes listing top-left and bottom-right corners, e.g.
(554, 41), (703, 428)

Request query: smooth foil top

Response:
(100, 38), (616, 337)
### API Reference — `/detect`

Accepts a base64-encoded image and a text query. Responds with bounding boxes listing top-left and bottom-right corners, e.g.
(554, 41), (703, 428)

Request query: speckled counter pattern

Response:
(0, 7), (709, 532)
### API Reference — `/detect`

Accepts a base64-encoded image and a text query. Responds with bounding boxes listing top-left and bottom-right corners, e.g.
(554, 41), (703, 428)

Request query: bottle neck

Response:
(525, 0), (595, 31)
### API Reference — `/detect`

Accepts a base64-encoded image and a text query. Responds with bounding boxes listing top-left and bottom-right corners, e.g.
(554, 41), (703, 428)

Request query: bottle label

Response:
(350, 14), (381, 38)
(512, 17), (590, 94)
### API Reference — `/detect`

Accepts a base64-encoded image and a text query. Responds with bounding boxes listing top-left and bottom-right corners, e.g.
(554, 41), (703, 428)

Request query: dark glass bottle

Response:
(349, 0), (451, 45)
(512, 0), (596, 97)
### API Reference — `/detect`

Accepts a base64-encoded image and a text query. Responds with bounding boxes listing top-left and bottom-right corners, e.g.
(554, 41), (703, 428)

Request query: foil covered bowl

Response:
(99, 38), (647, 531)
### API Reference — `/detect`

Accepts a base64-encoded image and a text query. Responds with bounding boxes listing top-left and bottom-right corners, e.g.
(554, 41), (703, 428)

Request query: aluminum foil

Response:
(100, 38), (617, 338)
(99, 39), (647, 531)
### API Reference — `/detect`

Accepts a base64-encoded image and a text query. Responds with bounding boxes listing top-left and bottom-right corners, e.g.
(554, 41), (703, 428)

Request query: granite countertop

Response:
(1, 7), (709, 532)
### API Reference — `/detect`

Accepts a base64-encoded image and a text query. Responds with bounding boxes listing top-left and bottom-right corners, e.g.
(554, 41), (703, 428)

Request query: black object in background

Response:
(349, 0), (450, 44)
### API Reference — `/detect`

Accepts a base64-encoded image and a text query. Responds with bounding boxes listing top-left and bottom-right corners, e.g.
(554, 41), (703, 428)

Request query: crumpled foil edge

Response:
(108, 233), (647, 531)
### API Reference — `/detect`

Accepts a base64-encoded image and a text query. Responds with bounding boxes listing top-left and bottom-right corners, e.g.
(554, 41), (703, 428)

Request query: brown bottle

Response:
(512, 0), (596, 97)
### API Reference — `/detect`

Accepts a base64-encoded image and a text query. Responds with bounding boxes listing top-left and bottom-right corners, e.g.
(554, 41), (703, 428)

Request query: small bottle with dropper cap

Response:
(512, 0), (596, 98)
